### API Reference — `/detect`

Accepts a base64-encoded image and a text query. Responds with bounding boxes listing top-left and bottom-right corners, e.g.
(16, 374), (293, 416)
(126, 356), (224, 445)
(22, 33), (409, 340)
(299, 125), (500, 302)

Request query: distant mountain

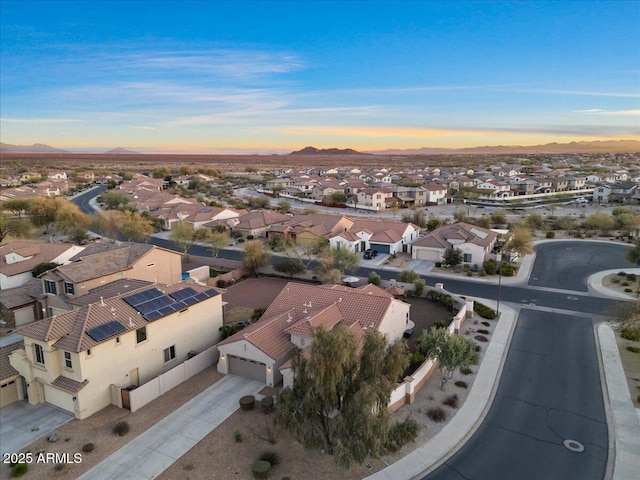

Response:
(370, 140), (640, 155)
(0, 142), (70, 153)
(290, 146), (369, 155)
(104, 147), (141, 154)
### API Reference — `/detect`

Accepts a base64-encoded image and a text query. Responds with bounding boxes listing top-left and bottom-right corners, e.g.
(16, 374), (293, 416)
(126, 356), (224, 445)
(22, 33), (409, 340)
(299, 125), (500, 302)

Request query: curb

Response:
(365, 301), (518, 480)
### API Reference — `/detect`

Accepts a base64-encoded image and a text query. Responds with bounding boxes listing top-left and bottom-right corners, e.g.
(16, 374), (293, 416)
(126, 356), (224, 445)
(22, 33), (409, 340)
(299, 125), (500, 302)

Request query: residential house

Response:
(38, 243), (182, 316)
(47, 172), (68, 181)
(411, 222), (498, 267)
(1, 340), (24, 407)
(423, 183), (448, 204)
(268, 214), (353, 248)
(1, 241), (85, 290)
(1, 279), (43, 328)
(10, 282), (223, 419)
(217, 282), (412, 387)
(230, 211), (292, 238)
(356, 187), (394, 211)
(330, 219), (420, 254)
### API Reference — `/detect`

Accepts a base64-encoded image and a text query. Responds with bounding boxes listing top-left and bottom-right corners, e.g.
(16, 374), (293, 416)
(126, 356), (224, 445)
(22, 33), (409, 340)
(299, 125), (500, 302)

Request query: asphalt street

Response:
(423, 309), (608, 480)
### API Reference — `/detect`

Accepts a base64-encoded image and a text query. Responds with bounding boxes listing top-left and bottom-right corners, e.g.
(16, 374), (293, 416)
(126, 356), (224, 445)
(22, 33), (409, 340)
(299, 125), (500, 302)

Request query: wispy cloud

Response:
(133, 125), (155, 131)
(1, 117), (80, 124)
(574, 109), (640, 116)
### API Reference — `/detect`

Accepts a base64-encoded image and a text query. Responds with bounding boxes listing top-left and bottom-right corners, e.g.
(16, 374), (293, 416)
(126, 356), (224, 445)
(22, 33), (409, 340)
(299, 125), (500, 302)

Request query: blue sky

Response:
(1, 0), (639, 153)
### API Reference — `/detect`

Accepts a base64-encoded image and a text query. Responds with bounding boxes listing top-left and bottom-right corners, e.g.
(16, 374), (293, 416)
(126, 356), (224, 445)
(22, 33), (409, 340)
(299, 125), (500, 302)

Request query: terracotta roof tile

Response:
(51, 376), (88, 393)
(0, 340), (23, 380)
(1, 241), (77, 277)
(412, 222), (497, 249)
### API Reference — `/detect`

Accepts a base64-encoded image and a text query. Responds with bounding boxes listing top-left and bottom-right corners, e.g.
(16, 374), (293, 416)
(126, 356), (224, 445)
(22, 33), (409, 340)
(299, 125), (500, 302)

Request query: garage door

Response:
(414, 248), (441, 261)
(43, 384), (75, 413)
(14, 306), (35, 327)
(0, 379), (18, 407)
(370, 243), (391, 254)
(228, 355), (266, 382)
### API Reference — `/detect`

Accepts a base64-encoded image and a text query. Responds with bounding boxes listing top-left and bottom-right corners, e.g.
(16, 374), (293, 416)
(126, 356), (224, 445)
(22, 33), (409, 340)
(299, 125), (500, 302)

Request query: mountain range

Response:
(289, 146), (369, 155)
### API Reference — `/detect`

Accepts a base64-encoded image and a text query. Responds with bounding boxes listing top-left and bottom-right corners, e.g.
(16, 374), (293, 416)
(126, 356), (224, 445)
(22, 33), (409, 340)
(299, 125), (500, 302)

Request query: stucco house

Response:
(217, 282), (412, 388)
(1, 340), (24, 407)
(1, 241), (85, 290)
(9, 282), (223, 419)
(411, 222), (497, 267)
(329, 219), (420, 254)
(38, 243), (182, 316)
(0, 278), (43, 328)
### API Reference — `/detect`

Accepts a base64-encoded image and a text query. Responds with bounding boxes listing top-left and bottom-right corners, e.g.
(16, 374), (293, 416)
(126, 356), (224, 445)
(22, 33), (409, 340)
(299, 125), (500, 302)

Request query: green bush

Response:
(368, 271), (381, 286)
(460, 366), (473, 375)
(443, 394), (459, 408)
(621, 327), (640, 341)
(454, 380), (468, 389)
(386, 417), (420, 452)
(413, 278), (425, 296)
(258, 451), (280, 466)
(220, 323), (244, 340)
(432, 320), (448, 329)
(625, 288), (633, 293)
(545, 231), (556, 238)
(406, 352), (425, 375)
(217, 279), (227, 288)
(399, 270), (420, 283)
(474, 302), (496, 319)
(482, 259), (498, 275)
(626, 346), (640, 354)
(500, 263), (518, 276)
(82, 443), (94, 452)
(11, 463), (28, 477)
(113, 421), (130, 436)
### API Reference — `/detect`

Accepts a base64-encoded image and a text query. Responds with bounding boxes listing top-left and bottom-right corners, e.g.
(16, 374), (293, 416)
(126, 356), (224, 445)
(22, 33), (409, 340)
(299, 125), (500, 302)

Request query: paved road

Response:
(73, 184), (108, 214)
(424, 309), (609, 480)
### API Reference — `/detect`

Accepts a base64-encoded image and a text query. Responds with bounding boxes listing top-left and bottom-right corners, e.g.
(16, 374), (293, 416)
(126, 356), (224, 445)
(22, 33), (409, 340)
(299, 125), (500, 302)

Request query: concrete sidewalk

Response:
(365, 301), (518, 480)
(78, 375), (263, 480)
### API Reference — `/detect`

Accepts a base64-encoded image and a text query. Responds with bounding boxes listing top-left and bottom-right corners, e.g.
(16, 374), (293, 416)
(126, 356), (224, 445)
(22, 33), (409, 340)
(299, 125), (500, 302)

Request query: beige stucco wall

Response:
(377, 299), (411, 342)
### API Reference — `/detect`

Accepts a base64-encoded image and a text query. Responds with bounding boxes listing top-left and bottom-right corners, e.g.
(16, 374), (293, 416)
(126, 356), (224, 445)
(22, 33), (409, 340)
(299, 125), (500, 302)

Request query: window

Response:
(463, 253), (472, 263)
(34, 344), (45, 365)
(44, 280), (57, 295)
(136, 327), (147, 344)
(163, 345), (176, 363)
(86, 349), (91, 357)
(147, 263), (155, 268)
(115, 337), (120, 344)
(64, 282), (75, 295)
(64, 351), (72, 369)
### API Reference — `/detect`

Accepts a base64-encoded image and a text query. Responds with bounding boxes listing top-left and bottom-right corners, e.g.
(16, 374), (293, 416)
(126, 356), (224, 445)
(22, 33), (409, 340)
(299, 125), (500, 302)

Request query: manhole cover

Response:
(566, 296), (578, 301)
(563, 439), (585, 452)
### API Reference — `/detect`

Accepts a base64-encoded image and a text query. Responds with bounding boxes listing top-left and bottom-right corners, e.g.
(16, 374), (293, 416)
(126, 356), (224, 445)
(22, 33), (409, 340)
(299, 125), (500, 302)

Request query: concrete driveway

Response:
(0, 401), (74, 455)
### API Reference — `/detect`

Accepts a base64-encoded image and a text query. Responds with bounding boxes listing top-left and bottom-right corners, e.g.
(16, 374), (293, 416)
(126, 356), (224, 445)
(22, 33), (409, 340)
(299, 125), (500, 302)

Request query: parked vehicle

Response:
(363, 249), (379, 259)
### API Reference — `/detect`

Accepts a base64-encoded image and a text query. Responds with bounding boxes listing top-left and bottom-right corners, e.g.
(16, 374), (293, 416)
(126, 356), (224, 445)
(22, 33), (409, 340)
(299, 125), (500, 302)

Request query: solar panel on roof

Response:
(202, 289), (218, 298)
(123, 288), (164, 307)
(181, 296), (199, 307)
(169, 287), (197, 301)
(86, 320), (126, 342)
(193, 292), (208, 302)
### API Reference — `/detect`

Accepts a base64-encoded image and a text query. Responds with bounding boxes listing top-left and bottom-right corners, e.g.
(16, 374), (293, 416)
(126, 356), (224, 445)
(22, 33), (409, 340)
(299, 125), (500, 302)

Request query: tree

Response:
(249, 196), (271, 209)
(276, 199), (291, 213)
(426, 216), (444, 232)
(329, 191), (348, 205)
(152, 166), (170, 179)
(274, 258), (305, 278)
(416, 326), (477, 388)
(29, 197), (61, 233)
(368, 271), (381, 286)
(398, 269), (420, 283)
(584, 212), (615, 234)
(0, 213), (32, 243)
(443, 246), (463, 266)
(490, 210), (507, 226)
(32, 262), (61, 277)
(276, 327), (414, 467)
(2, 199), (31, 219)
(209, 230), (230, 257)
(554, 216), (576, 232)
(242, 240), (271, 275)
(525, 213), (544, 231)
(116, 210), (154, 243)
(506, 224), (535, 256)
(101, 190), (130, 210)
(316, 246), (360, 282)
(170, 222), (210, 262)
(389, 203), (400, 219)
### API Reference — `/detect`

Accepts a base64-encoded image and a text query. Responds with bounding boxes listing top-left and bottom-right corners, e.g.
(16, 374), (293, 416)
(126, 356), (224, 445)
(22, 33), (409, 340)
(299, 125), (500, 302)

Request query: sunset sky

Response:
(1, 1), (639, 153)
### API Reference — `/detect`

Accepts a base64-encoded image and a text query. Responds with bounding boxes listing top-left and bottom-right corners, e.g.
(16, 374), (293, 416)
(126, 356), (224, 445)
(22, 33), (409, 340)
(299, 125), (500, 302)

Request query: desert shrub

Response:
(53, 463), (65, 472)
(455, 380), (468, 389)
(399, 269), (420, 283)
(432, 320), (448, 329)
(622, 281), (630, 287)
(467, 271), (473, 277)
(368, 271), (381, 286)
(479, 270), (487, 277)
(246, 235), (254, 240)
(475, 345), (481, 352)
(443, 394), (459, 408)
(386, 417), (420, 452)
(427, 407), (447, 422)
(460, 366), (473, 375)
(10, 463), (28, 477)
(475, 335), (489, 342)
(413, 278), (425, 296)
(546, 231), (556, 238)
(627, 273), (637, 281)
(500, 263), (518, 276)
(477, 329), (490, 335)
(237, 238), (245, 243)
(258, 451), (280, 466)
(220, 323), (244, 340)
(627, 346), (640, 354)
(82, 443), (94, 452)
(481, 321), (491, 327)
(234, 429), (243, 442)
(474, 302), (496, 319)
(482, 259), (498, 275)
(260, 396), (274, 413)
(621, 327), (640, 341)
(113, 421), (130, 436)
(252, 460), (271, 479)
(406, 352), (425, 375)
(216, 279), (227, 288)
(617, 271), (627, 276)
(625, 288), (633, 292)
(435, 262), (442, 268)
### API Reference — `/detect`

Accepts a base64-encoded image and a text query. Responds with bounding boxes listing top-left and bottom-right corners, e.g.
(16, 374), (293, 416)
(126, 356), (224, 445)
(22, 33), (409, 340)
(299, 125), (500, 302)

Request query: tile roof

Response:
(68, 278), (153, 306)
(18, 283), (219, 353)
(1, 241), (77, 277)
(0, 340), (23, 380)
(0, 282), (38, 309)
(412, 222), (497, 249)
(44, 243), (156, 283)
(52, 376), (88, 393)
(234, 211), (292, 230)
(219, 282), (405, 360)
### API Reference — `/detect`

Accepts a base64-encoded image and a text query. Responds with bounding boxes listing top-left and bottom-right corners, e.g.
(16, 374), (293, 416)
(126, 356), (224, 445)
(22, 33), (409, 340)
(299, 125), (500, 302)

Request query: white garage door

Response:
(414, 248), (441, 261)
(14, 306), (35, 326)
(43, 384), (75, 413)
(228, 355), (266, 383)
(0, 379), (18, 407)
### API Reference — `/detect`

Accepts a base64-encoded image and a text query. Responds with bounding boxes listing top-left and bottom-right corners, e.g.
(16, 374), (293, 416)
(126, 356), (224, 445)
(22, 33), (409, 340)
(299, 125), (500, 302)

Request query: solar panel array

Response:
(86, 320), (126, 342)
(122, 287), (218, 322)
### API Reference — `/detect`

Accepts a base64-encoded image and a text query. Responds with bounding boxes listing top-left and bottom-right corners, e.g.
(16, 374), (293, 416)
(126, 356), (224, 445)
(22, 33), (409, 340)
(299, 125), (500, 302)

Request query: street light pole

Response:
(496, 252), (503, 318)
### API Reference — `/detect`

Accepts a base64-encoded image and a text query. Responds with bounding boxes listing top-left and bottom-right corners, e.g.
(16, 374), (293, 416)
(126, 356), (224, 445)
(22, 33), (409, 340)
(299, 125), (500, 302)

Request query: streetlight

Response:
(496, 252), (503, 318)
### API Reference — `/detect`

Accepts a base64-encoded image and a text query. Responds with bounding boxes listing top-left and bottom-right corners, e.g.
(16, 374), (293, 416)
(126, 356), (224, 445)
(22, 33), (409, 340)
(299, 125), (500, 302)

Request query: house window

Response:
(164, 345), (176, 363)
(44, 280), (57, 295)
(64, 282), (75, 295)
(86, 349), (92, 357)
(34, 344), (45, 365)
(115, 337), (120, 344)
(136, 327), (147, 344)
(64, 351), (72, 369)
(463, 253), (472, 263)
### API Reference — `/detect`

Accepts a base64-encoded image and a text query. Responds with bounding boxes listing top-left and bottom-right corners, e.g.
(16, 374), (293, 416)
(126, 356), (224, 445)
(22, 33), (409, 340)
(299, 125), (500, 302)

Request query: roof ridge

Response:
(75, 305), (93, 352)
